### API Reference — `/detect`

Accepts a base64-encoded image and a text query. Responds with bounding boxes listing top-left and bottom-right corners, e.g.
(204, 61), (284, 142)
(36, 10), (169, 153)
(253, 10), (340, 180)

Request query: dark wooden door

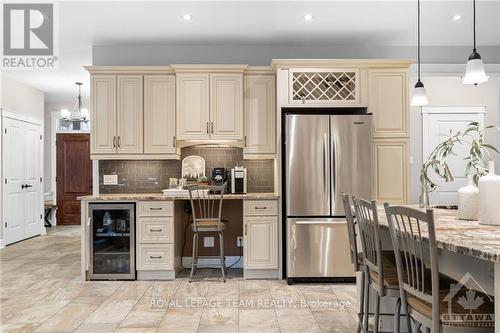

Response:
(56, 133), (92, 225)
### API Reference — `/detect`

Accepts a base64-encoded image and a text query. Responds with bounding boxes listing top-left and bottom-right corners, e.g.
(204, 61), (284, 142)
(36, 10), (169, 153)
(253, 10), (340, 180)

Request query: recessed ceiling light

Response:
(182, 14), (192, 21)
(303, 14), (313, 21)
(452, 14), (462, 21)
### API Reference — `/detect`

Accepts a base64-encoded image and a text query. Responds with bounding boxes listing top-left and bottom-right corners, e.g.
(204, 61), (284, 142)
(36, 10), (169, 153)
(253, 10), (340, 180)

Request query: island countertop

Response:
(377, 205), (500, 264)
(78, 192), (279, 201)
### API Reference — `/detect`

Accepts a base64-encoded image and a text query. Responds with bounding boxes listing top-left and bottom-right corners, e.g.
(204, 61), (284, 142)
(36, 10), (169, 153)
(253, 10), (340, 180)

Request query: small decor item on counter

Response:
(196, 176), (210, 185)
(182, 155), (205, 180)
(169, 178), (178, 189)
(478, 161), (500, 225)
(458, 175), (479, 220)
(178, 178), (187, 188)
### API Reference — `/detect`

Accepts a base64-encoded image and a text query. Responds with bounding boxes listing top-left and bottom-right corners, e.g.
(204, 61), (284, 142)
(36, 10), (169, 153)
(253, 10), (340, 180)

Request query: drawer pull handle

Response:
(150, 229), (163, 232)
(149, 255), (163, 259)
(254, 207), (267, 210)
(149, 207), (163, 210)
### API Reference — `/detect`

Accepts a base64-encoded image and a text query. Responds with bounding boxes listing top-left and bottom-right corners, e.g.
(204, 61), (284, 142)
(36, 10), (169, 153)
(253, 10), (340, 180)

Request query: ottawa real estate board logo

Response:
(2, 3), (58, 69)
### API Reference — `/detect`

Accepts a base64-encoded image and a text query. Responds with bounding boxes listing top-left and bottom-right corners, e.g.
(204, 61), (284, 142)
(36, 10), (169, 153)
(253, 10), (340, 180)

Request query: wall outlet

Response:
(103, 174), (118, 185)
(236, 236), (243, 247)
(204, 236), (214, 247)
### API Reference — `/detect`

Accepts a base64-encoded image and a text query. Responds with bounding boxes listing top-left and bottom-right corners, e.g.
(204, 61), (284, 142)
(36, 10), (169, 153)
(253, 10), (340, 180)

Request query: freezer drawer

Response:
(287, 218), (355, 278)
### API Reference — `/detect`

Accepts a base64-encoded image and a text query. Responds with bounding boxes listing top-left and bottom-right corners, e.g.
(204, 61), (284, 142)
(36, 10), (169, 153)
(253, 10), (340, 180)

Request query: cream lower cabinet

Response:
(243, 75), (276, 158)
(137, 201), (175, 278)
(90, 74), (143, 156)
(144, 75), (177, 155)
(243, 200), (278, 270)
(176, 72), (243, 141)
(373, 139), (409, 204)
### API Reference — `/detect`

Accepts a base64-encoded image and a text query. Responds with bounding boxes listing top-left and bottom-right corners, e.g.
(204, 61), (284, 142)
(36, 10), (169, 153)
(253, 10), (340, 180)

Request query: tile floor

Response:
(0, 226), (360, 333)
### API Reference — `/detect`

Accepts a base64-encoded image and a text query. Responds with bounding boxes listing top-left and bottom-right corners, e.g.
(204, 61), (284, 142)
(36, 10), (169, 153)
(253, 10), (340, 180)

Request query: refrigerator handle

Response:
(323, 133), (328, 202)
(332, 135), (337, 206)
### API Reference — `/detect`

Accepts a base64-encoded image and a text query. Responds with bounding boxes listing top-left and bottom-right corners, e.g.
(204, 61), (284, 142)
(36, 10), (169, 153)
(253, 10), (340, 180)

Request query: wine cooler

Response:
(89, 203), (135, 280)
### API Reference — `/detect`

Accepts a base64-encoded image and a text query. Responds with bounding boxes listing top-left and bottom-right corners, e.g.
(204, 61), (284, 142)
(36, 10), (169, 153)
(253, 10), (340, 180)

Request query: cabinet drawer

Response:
(244, 200), (278, 216)
(137, 244), (173, 270)
(139, 217), (173, 243)
(138, 201), (173, 217)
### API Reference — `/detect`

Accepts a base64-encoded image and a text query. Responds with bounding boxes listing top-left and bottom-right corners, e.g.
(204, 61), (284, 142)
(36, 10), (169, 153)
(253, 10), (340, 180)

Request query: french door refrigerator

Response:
(284, 110), (372, 283)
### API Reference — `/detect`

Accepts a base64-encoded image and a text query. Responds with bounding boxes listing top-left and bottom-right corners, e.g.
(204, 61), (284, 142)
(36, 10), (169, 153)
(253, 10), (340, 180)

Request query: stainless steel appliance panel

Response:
(287, 218), (355, 277)
(285, 115), (330, 216)
(330, 115), (372, 215)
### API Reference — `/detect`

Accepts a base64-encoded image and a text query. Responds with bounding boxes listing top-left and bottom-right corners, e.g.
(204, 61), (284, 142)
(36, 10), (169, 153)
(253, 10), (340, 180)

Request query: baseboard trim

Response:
(181, 256), (243, 269)
(137, 270), (175, 280)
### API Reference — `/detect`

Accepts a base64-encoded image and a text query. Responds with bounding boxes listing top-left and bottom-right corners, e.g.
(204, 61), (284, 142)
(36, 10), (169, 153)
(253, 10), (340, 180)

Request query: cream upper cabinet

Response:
(91, 75), (117, 154)
(144, 75), (176, 155)
(176, 73), (210, 140)
(243, 75), (276, 156)
(244, 216), (278, 269)
(373, 139), (409, 204)
(369, 69), (409, 138)
(210, 73), (243, 140)
(117, 75), (143, 154)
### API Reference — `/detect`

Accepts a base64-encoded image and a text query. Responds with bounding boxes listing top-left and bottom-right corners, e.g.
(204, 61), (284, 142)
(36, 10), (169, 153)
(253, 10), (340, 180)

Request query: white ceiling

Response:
(3, 0), (500, 106)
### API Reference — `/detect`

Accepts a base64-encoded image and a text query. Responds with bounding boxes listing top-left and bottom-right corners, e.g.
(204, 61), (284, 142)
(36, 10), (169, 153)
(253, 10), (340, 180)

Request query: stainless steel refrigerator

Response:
(284, 111), (372, 282)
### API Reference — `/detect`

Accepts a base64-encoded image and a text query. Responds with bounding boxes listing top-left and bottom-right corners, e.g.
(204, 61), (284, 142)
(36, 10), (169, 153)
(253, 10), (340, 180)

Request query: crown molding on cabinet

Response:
(271, 59), (413, 69)
(84, 66), (174, 74)
(170, 64), (248, 73)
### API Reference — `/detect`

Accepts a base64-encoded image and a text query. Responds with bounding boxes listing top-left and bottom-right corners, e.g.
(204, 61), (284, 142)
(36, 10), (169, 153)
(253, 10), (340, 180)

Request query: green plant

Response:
(421, 121), (500, 193)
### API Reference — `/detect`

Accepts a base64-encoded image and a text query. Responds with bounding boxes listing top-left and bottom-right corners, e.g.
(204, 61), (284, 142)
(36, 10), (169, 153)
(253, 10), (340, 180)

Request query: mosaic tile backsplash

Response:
(99, 146), (275, 193)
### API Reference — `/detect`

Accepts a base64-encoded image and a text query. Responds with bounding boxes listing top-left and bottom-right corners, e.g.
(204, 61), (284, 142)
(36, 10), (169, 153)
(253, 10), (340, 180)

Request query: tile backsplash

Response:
(99, 146), (274, 193)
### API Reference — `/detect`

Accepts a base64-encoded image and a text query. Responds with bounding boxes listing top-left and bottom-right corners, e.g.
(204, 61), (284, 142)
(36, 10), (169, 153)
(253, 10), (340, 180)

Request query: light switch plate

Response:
(204, 237), (214, 247)
(103, 174), (118, 185)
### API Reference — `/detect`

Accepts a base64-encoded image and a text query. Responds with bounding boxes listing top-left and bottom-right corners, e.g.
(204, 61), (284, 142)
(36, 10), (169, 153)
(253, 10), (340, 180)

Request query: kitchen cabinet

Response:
(243, 200), (278, 270)
(176, 73), (210, 140)
(369, 69), (409, 138)
(373, 139), (409, 204)
(91, 75), (117, 154)
(144, 75), (177, 155)
(210, 73), (243, 140)
(90, 75), (143, 156)
(176, 72), (243, 141)
(243, 75), (276, 157)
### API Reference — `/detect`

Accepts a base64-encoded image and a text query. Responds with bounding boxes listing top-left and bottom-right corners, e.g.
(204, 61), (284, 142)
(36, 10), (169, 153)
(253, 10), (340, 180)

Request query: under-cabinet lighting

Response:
(303, 14), (313, 21)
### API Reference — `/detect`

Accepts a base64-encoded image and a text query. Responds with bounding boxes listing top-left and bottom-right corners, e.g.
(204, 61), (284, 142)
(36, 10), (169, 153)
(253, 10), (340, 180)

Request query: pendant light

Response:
(411, 0), (429, 106)
(463, 0), (488, 86)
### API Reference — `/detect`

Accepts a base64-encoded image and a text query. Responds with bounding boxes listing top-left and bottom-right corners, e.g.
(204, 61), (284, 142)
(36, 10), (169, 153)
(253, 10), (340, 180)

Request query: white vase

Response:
(478, 161), (500, 225)
(458, 175), (479, 220)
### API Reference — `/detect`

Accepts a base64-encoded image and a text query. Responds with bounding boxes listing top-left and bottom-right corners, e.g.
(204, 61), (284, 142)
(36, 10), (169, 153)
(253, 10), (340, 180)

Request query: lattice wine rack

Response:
(290, 70), (359, 104)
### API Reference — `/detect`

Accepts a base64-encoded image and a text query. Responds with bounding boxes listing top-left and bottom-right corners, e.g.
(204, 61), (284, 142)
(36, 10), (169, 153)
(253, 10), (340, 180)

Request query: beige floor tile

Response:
(6, 300), (69, 324)
(158, 306), (203, 332)
(0, 323), (39, 333)
(71, 296), (109, 305)
(72, 323), (118, 333)
(119, 297), (167, 328)
(239, 280), (269, 290)
(33, 302), (98, 332)
(275, 308), (321, 333)
(239, 289), (274, 309)
(109, 281), (152, 301)
(84, 300), (136, 324)
(199, 307), (238, 326)
(78, 281), (124, 298)
(238, 309), (280, 333)
(311, 308), (358, 333)
(0, 297), (38, 322)
(175, 280), (209, 299)
(114, 329), (157, 333)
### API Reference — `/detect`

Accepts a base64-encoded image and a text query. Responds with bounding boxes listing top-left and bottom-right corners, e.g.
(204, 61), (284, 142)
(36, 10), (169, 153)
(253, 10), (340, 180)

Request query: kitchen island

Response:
(377, 205), (499, 332)
(79, 193), (280, 281)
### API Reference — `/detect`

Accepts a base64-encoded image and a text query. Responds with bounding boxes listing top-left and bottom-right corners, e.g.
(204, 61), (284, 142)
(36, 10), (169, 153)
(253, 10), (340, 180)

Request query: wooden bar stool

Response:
(353, 197), (402, 333)
(188, 185), (227, 282)
(384, 204), (494, 333)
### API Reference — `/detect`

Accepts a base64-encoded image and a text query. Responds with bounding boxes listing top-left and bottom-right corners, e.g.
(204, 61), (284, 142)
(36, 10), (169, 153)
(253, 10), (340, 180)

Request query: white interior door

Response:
(2, 117), (43, 245)
(422, 106), (485, 205)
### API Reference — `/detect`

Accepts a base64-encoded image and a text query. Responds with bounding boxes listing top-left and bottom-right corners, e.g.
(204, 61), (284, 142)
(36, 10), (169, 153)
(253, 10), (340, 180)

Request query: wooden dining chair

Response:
(384, 204), (494, 333)
(353, 197), (402, 333)
(342, 193), (365, 333)
(188, 185), (227, 282)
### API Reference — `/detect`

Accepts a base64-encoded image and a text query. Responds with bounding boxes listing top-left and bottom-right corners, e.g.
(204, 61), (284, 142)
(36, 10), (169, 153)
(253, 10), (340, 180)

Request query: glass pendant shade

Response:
(463, 52), (488, 86)
(411, 81), (429, 106)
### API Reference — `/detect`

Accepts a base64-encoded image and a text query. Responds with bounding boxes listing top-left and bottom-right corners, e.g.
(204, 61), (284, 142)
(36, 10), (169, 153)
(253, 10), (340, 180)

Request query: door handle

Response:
(173, 136), (176, 147)
(21, 184), (32, 189)
(113, 136), (116, 148)
(245, 224), (248, 235)
(323, 134), (328, 203)
(117, 136), (121, 149)
(149, 255), (163, 259)
(206, 122), (209, 134)
(295, 220), (346, 225)
(211, 122), (214, 134)
(244, 136), (247, 147)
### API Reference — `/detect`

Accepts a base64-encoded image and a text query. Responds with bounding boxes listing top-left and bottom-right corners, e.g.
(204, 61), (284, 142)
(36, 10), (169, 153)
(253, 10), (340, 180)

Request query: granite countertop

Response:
(78, 192), (279, 201)
(377, 205), (500, 264)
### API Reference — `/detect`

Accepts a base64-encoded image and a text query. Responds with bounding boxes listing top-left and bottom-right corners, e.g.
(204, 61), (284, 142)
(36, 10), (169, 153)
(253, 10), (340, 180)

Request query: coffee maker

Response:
(211, 168), (229, 193)
(230, 166), (247, 194)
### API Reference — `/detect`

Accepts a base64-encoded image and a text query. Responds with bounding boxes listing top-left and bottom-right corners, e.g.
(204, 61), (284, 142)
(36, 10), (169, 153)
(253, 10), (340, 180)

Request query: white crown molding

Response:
(271, 58), (413, 69)
(84, 66), (174, 74)
(0, 109), (43, 125)
(170, 64), (248, 73)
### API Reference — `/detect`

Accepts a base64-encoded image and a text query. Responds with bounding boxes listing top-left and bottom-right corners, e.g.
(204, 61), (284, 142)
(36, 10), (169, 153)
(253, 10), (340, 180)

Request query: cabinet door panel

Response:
(117, 75), (143, 154)
(91, 75), (116, 154)
(210, 73), (243, 140)
(244, 75), (276, 155)
(244, 216), (277, 269)
(373, 139), (409, 204)
(144, 75), (176, 154)
(370, 70), (409, 138)
(176, 74), (210, 140)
